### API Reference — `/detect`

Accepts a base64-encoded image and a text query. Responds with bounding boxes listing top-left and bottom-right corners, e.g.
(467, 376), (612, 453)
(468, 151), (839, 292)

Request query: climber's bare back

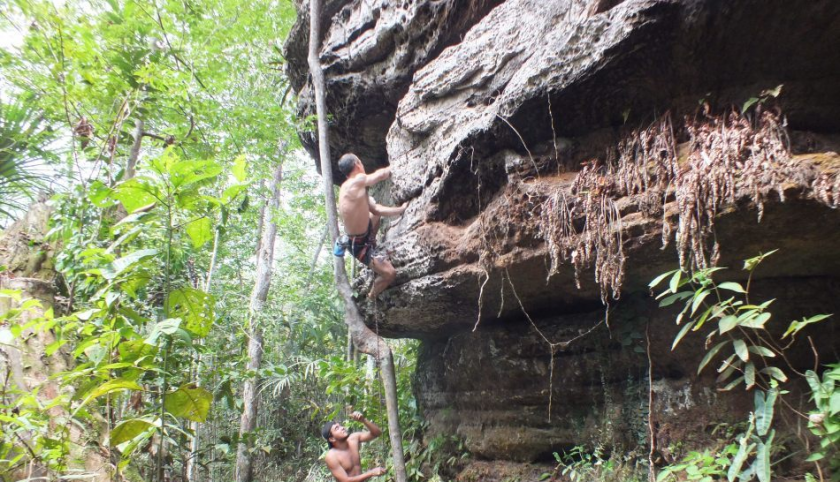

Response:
(338, 173), (373, 235)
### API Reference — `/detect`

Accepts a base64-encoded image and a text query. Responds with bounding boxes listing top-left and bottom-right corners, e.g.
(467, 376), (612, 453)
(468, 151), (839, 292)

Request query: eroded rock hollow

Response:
(287, 0), (840, 473)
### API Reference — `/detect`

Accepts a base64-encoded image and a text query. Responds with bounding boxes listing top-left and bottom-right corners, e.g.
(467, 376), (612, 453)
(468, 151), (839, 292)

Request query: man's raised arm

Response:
(363, 166), (391, 186)
(349, 411), (382, 443)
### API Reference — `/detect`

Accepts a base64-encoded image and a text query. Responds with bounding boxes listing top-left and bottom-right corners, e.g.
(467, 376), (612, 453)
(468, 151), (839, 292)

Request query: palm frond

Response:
(0, 96), (57, 223)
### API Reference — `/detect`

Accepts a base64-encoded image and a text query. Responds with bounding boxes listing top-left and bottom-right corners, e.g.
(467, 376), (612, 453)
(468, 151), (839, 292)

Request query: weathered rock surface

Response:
(288, 0), (840, 469)
(286, 0), (503, 178)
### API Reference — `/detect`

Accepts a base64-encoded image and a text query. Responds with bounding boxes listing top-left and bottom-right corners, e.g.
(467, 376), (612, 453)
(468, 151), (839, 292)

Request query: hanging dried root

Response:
(537, 105), (834, 302)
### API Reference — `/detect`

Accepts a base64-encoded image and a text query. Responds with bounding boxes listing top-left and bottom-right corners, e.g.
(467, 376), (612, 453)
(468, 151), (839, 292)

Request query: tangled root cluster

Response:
(540, 106), (838, 302)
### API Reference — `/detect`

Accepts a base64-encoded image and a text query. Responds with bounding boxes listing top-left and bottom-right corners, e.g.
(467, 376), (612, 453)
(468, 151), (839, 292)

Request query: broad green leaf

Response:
(75, 378), (143, 415)
(805, 370), (822, 395)
(691, 290), (711, 315)
(745, 362), (756, 389)
(756, 389), (777, 436)
(659, 291), (692, 307)
(733, 339), (749, 362)
(755, 431), (774, 482)
(119, 339), (158, 365)
(145, 318), (182, 346)
(87, 378), (143, 401)
(121, 273), (152, 298)
(186, 217), (213, 248)
(741, 97), (759, 114)
(805, 452), (825, 462)
(169, 287), (214, 338)
(740, 312), (771, 329)
(721, 376), (745, 391)
(761, 367), (787, 383)
(100, 249), (158, 281)
(169, 159), (222, 189)
(719, 315), (738, 334)
(106, 226), (143, 254)
(782, 314), (832, 339)
(668, 270), (682, 293)
(110, 419), (155, 446)
(743, 250), (778, 271)
(113, 177), (158, 214)
(699, 341), (728, 374)
(748, 345), (776, 358)
(695, 305), (725, 332)
(233, 155), (247, 182)
(88, 180), (115, 207)
(45, 339), (69, 357)
(222, 184), (247, 203)
(728, 441), (755, 482)
(649, 270), (678, 289)
(718, 282), (746, 293)
(0, 289), (22, 301)
(164, 384), (212, 422)
(672, 320), (697, 350)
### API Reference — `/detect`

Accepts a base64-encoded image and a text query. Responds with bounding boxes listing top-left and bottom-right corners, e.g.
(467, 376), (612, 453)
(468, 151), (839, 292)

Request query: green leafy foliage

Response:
(805, 364), (840, 478)
(652, 252), (834, 482)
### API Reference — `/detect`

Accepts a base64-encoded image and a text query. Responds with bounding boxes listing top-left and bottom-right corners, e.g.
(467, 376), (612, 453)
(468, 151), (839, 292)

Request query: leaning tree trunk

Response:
(307, 2), (407, 480)
(0, 202), (111, 481)
(234, 162), (283, 482)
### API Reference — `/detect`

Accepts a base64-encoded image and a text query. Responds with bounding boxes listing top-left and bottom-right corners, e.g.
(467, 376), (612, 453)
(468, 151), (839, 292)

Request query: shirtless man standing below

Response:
(337, 153), (407, 298)
(322, 411), (387, 482)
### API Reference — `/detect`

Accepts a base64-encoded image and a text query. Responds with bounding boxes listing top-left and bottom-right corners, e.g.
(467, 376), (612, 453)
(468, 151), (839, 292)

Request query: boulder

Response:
(287, 0), (840, 469)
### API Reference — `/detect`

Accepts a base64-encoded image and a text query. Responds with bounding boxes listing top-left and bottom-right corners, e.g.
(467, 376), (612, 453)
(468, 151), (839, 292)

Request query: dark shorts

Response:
(348, 222), (374, 266)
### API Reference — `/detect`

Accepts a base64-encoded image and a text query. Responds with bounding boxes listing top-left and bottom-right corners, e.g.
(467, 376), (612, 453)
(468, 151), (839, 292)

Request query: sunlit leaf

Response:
(78, 378), (143, 412)
(672, 320), (697, 351)
(233, 155), (247, 182)
(718, 282), (746, 293)
(755, 389), (777, 436)
(100, 249), (158, 281)
(113, 178), (158, 213)
(745, 362), (756, 389)
(747, 345), (775, 358)
(169, 287), (214, 338)
(186, 217), (213, 248)
(755, 431), (774, 482)
(164, 384), (212, 422)
(145, 318), (182, 346)
(740, 312), (770, 329)
(782, 313), (832, 339)
(733, 339), (749, 362)
(719, 315), (738, 334)
(649, 270), (677, 289)
(110, 419), (155, 446)
(761, 367), (787, 383)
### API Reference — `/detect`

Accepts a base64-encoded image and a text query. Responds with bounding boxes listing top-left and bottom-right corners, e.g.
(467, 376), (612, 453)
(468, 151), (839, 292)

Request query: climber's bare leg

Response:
(368, 256), (395, 299)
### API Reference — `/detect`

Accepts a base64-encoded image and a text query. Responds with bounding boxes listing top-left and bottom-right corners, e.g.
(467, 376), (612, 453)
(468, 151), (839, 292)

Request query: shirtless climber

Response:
(322, 411), (387, 482)
(337, 153), (407, 298)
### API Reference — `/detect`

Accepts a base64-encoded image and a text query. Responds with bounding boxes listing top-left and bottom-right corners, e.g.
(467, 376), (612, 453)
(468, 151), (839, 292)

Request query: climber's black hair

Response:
(321, 421), (337, 448)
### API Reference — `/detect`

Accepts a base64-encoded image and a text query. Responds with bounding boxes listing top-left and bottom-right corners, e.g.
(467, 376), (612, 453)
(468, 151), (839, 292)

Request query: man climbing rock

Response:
(336, 153), (407, 298)
(322, 411), (387, 482)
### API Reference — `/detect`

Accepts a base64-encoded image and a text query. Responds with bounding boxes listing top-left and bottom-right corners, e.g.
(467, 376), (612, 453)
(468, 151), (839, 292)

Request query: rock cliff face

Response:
(287, 0), (840, 470)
